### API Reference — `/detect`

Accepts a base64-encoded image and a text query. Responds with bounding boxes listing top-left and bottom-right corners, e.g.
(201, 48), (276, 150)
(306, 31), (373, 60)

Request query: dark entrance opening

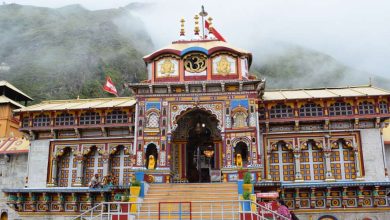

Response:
(175, 109), (220, 183)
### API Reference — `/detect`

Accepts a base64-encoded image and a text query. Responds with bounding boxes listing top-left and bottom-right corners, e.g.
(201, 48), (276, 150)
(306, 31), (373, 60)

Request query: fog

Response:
(7, 0), (390, 79)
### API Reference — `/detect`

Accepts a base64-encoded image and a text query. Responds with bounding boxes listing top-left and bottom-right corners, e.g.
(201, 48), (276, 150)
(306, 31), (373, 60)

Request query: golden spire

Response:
(207, 17), (213, 34)
(180, 18), (185, 36)
(194, 14), (200, 36)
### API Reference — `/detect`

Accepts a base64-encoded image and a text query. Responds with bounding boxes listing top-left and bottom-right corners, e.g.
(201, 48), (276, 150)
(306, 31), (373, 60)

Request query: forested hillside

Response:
(0, 3), (388, 103)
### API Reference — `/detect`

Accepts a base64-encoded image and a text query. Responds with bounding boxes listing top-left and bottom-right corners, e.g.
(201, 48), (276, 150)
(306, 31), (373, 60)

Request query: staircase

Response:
(140, 182), (239, 219)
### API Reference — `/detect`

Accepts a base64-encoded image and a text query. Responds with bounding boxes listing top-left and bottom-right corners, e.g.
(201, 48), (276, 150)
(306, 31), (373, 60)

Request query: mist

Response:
(5, 0), (390, 89)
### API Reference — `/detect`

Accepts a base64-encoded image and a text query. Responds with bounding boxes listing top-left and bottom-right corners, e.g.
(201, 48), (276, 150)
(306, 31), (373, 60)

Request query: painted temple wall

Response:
(360, 128), (387, 181)
(0, 153), (28, 220)
(385, 143), (390, 175)
(27, 139), (50, 188)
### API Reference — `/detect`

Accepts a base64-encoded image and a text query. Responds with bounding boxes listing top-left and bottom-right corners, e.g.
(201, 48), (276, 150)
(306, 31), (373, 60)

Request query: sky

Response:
(6, 0), (390, 78)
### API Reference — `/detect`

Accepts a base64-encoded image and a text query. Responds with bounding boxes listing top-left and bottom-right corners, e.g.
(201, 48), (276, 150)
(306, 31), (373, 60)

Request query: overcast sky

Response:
(7, 0), (390, 78)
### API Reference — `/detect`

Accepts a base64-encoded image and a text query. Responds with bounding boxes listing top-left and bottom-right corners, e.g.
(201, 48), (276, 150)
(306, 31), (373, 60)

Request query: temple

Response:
(2, 10), (390, 220)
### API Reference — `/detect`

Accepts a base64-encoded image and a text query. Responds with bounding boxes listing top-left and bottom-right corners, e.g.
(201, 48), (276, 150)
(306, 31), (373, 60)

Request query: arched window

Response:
(233, 112), (247, 128)
(269, 104), (293, 119)
(57, 148), (77, 187)
(106, 110), (128, 124)
(146, 112), (159, 128)
(300, 141), (325, 181)
(329, 101), (353, 116)
(55, 113), (75, 126)
(269, 142), (294, 181)
(33, 114), (50, 127)
(379, 101), (388, 114)
(79, 112), (100, 125)
(330, 140), (356, 180)
(358, 101), (375, 114)
(83, 148), (103, 186)
(299, 103), (323, 117)
(110, 146), (132, 186)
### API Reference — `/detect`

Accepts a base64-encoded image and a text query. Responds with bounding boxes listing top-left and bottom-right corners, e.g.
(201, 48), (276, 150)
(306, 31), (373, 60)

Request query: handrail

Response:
(73, 200), (288, 220)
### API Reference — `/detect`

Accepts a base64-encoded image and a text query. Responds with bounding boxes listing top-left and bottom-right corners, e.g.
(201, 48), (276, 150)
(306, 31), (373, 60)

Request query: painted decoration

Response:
(231, 99), (249, 109)
(212, 55), (236, 75)
(156, 58), (179, 78)
(146, 102), (161, 111)
(184, 53), (207, 76)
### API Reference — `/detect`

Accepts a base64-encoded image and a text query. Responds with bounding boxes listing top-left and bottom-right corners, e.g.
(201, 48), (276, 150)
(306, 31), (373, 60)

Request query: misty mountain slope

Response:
(0, 4), (152, 102)
(252, 45), (375, 89)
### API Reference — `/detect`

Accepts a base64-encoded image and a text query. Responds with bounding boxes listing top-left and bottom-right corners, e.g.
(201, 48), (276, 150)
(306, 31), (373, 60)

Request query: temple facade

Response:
(3, 14), (390, 220)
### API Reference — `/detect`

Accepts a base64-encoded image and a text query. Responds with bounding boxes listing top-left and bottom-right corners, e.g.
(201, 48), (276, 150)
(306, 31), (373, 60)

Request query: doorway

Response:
(173, 109), (221, 183)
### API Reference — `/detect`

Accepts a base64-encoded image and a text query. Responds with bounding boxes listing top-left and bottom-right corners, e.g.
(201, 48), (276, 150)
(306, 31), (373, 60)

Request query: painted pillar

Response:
(102, 154), (110, 177)
(324, 136), (335, 181)
(293, 151), (303, 182)
(50, 157), (58, 186)
(73, 154), (84, 187)
(266, 148), (272, 180)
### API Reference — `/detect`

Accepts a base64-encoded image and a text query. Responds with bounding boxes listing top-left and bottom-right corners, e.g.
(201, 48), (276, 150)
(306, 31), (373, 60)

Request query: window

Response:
(331, 140), (356, 180)
(146, 112), (159, 128)
(300, 141), (325, 181)
(379, 101), (388, 114)
(329, 101), (353, 116)
(33, 114), (50, 127)
(258, 107), (266, 120)
(55, 113), (75, 126)
(57, 149), (77, 187)
(22, 117), (29, 127)
(79, 112), (100, 125)
(106, 110), (128, 124)
(233, 112), (247, 128)
(83, 149), (103, 186)
(269, 142), (294, 181)
(299, 103), (323, 117)
(358, 101), (375, 114)
(269, 104), (293, 119)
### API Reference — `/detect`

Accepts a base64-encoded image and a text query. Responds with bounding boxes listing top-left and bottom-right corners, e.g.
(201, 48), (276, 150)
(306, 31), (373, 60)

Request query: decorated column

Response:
(73, 152), (84, 187)
(266, 147), (272, 181)
(49, 157), (58, 186)
(324, 135), (335, 181)
(293, 150), (303, 182)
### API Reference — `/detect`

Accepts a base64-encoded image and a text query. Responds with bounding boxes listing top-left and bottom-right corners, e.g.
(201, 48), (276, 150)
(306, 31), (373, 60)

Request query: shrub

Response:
(243, 172), (252, 184)
(131, 180), (141, 187)
(243, 191), (251, 200)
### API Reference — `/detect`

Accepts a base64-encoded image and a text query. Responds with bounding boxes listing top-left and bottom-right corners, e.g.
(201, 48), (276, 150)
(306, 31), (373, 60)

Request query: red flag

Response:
(205, 20), (226, 42)
(103, 76), (118, 96)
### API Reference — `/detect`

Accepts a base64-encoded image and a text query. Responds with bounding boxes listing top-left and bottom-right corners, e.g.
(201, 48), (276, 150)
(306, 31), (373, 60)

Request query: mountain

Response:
(0, 3), (152, 102)
(0, 4), (388, 104)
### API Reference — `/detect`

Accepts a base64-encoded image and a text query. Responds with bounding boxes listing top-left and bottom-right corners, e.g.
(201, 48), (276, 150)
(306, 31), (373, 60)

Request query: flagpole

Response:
(199, 5), (208, 39)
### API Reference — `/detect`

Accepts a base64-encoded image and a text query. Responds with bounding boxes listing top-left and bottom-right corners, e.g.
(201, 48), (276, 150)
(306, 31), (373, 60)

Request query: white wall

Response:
(385, 143), (390, 177)
(360, 129), (387, 181)
(27, 139), (50, 188)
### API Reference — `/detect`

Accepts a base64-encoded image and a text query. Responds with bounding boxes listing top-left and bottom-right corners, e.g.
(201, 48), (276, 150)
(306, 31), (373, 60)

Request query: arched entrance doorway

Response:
(1, 212), (8, 220)
(172, 109), (221, 183)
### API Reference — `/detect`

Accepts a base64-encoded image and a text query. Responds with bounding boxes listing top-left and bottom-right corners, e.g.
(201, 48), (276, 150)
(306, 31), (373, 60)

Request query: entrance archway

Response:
(172, 108), (221, 183)
(1, 212), (8, 220)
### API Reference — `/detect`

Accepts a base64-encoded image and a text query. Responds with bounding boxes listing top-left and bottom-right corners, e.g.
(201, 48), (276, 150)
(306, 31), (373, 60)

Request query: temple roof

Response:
(263, 85), (390, 101)
(0, 137), (29, 154)
(0, 80), (33, 101)
(143, 40), (252, 65)
(0, 95), (24, 108)
(14, 97), (135, 113)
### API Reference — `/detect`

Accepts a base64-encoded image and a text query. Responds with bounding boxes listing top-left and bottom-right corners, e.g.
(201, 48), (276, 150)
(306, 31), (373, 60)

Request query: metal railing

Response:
(72, 200), (290, 220)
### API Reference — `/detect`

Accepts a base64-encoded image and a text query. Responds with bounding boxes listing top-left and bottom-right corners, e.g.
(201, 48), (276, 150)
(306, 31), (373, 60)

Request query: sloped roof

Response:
(0, 80), (33, 101)
(0, 137), (29, 154)
(0, 95), (24, 108)
(14, 97), (136, 112)
(263, 85), (390, 101)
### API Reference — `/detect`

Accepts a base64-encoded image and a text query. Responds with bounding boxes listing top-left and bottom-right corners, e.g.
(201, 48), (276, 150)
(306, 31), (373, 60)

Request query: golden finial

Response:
(180, 18), (185, 36)
(207, 17), (213, 34)
(194, 14), (200, 36)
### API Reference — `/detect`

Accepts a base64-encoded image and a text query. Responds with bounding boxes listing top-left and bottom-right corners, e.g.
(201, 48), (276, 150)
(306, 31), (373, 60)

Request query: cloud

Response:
(7, 0), (390, 78)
